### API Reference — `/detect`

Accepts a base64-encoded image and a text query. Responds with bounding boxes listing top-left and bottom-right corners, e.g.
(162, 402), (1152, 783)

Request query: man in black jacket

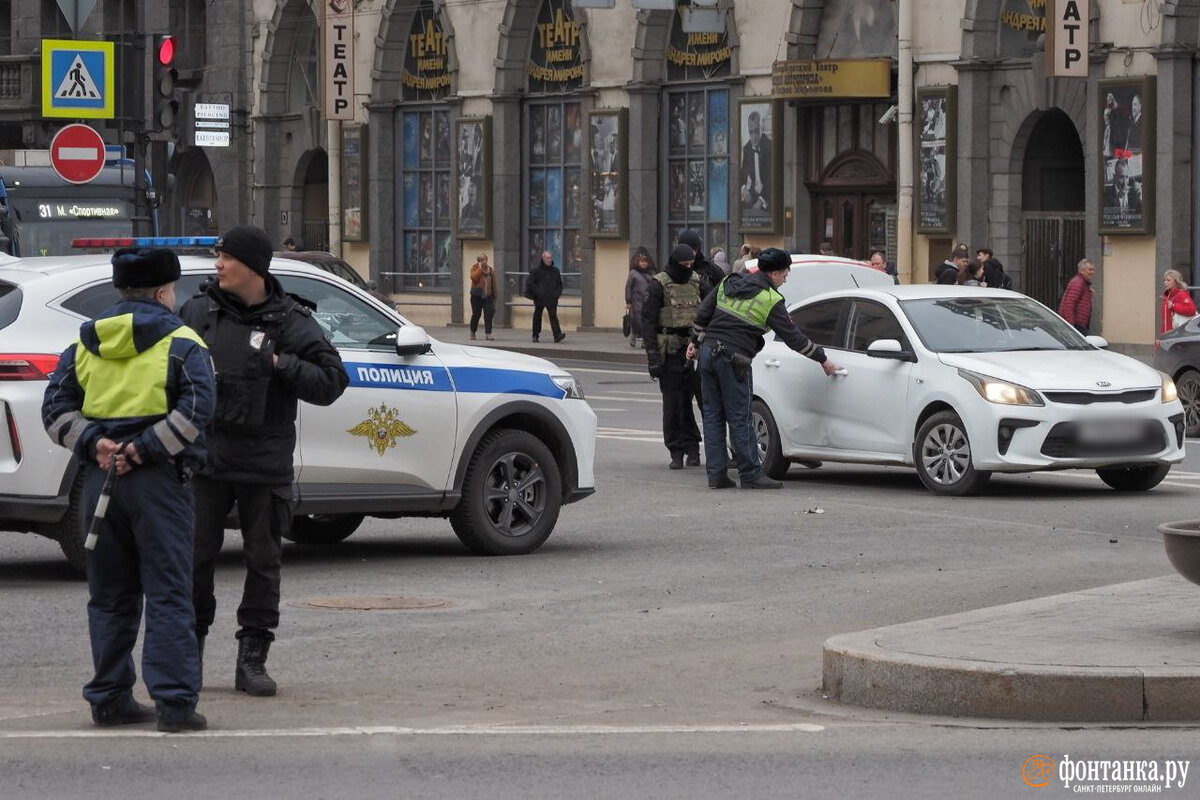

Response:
(179, 226), (349, 697)
(976, 247), (1012, 290)
(678, 229), (723, 295)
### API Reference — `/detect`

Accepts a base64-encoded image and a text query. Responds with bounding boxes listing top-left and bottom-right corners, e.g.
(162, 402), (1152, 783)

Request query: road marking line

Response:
(587, 395), (660, 403)
(0, 722), (825, 740)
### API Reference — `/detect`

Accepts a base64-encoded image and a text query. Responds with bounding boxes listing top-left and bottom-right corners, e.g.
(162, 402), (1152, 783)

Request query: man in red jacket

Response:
(1058, 258), (1096, 335)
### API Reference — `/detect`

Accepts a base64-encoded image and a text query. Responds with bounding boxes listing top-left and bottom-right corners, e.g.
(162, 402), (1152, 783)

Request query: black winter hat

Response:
(111, 247), (181, 289)
(756, 247), (792, 273)
(678, 229), (703, 252)
(215, 225), (274, 276)
(671, 244), (696, 263)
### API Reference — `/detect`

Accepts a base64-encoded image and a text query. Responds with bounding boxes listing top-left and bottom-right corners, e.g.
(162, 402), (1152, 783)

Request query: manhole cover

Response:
(303, 595), (451, 611)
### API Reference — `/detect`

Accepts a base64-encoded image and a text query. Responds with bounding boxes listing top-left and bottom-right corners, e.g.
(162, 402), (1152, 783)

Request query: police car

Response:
(0, 238), (596, 572)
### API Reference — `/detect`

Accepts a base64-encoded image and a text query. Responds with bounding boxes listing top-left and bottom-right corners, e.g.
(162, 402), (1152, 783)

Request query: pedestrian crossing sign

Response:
(42, 39), (114, 119)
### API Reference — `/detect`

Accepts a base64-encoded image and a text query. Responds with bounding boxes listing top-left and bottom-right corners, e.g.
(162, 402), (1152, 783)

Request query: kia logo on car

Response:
(1097, 380), (1112, 387)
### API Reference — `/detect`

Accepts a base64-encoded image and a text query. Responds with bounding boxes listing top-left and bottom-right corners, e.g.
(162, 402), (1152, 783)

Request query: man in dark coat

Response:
(678, 229), (723, 295)
(525, 250), (566, 343)
(179, 225), (348, 698)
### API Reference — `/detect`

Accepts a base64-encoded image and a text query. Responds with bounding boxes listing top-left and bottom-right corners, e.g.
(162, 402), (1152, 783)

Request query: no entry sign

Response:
(50, 123), (106, 184)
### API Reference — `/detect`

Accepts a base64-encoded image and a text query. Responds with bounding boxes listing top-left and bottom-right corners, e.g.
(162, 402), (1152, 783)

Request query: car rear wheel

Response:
(1176, 370), (1200, 437)
(751, 400), (790, 480)
(914, 410), (991, 496)
(284, 514), (364, 545)
(1096, 463), (1171, 492)
(48, 471), (87, 576)
(450, 429), (561, 556)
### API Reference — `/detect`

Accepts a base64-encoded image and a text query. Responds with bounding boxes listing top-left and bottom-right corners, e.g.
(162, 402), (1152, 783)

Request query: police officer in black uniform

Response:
(643, 243), (705, 470)
(689, 247), (841, 489)
(43, 247), (215, 732)
(180, 226), (348, 697)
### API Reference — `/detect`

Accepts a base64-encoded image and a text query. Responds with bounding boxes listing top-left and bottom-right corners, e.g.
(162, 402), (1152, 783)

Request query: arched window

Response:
(395, 0), (453, 291)
(662, 7), (732, 254)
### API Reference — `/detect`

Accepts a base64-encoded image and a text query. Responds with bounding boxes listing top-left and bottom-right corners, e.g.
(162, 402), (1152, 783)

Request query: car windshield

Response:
(899, 296), (1091, 353)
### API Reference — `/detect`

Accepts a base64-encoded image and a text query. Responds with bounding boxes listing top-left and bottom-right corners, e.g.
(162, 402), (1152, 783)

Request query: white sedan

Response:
(751, 285), (1186, 495)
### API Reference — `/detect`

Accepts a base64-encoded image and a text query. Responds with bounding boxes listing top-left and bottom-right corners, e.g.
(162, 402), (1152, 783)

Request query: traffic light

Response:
(153, 35), (179, 134)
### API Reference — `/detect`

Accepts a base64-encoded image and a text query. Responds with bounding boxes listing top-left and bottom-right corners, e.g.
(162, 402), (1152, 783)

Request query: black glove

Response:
(648, 363), (662, 380)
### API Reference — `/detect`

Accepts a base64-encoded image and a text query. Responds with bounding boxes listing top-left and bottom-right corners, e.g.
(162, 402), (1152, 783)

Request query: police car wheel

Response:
(46, 471), (87, 576)
(450, 429), (562, 556)
(285, 514), (364, 545)
(913, 410), (991, 496)
(751, 400), (790, 480)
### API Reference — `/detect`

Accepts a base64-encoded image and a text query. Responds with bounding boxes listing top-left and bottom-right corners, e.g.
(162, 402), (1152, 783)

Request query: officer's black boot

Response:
(156, 703), (207, 733)
(92, 695), (156, 727)
(235, 635), (277, 697)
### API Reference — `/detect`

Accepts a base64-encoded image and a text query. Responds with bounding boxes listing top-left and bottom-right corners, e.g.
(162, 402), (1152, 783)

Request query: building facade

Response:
(0, 0), (1196, 352)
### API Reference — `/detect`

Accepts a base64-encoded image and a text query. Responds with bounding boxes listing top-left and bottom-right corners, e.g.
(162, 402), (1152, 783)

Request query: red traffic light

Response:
(157, 35), (176, 66)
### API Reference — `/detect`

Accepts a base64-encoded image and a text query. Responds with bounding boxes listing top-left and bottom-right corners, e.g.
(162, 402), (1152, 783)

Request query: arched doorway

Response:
(1020, 109), (1084, 307)
(299, 150), (329, 251)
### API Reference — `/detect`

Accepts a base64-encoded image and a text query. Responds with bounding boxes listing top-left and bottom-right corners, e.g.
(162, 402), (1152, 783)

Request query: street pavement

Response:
(435, 322), (1200, 724)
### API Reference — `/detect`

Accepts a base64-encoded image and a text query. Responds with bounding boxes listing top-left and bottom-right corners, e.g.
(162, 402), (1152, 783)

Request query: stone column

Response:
(1153, 47), (1194, 282)
(367, 104), (397, 293)
(626, 84), (660, 262)
(490, 93), (522, 329)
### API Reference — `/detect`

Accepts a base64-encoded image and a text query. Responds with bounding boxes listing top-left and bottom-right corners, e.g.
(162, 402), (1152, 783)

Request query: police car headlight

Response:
(552, 375), (585, 400)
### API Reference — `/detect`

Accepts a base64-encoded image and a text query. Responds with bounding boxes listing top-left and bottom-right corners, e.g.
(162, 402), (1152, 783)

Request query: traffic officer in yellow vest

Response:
(642, 243), (706, 469)
(689, 247), (840, 489)
(42, 247), (215, 732)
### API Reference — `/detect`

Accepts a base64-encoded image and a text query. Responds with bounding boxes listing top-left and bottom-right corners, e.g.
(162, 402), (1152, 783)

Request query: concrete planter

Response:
(1159, 520), (1200, 585)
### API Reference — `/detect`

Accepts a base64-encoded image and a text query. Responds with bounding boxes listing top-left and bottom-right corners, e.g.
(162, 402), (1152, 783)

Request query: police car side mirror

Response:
(395, 325), (432, 357)
(1085, 335), (1109, 349)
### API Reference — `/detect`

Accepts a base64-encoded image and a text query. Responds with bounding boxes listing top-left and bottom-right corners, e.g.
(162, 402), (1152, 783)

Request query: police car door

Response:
(276, 274), (456, 495)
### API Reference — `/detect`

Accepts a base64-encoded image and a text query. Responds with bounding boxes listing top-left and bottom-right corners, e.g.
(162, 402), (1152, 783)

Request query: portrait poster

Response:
(916, 86), (956, 235)
(455, 117), (491, 239)
(738, 99), (782, 234)
(587, 108), (628, 238)
(1099, 77), (1155, 235)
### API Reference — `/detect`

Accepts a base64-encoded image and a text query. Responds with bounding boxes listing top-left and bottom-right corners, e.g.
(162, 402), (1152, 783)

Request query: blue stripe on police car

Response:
(345, 363), (566, 399)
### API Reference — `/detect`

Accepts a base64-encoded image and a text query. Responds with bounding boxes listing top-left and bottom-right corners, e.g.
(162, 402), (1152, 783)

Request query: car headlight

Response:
(1162, 373), (1179, 404)
(957, 369), (1044, 406)
(551, 374), (585, 400)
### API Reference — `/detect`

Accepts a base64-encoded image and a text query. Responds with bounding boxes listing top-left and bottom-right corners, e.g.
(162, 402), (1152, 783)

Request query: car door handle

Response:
(763, 359), (781, 368)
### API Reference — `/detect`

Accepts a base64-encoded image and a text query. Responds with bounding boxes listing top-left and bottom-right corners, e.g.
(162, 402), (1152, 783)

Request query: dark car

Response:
(274, 250), (396, 308)
(1156, 317), (1200, 435)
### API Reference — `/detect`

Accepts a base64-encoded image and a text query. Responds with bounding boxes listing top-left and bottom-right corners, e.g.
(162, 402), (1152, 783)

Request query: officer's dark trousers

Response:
(658, 349), (702, 458)
(192, 475), (292, 643)
(699, 344), (762, 483)
(82, 461), (200, 710)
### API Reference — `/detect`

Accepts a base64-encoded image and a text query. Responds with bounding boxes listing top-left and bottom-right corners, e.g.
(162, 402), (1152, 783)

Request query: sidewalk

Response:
(823, 575), (1200, 722)
(431, 325), (646, 366)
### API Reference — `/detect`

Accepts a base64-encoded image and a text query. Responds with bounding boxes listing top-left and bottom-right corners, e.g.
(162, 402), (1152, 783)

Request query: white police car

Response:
(0, 238), (596, 572)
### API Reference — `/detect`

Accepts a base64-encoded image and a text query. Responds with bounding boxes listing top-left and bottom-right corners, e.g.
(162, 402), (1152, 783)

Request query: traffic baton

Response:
(84, 455), (120, 551)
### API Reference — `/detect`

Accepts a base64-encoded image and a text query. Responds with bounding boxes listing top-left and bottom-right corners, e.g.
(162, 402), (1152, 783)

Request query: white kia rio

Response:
(752, 284), (1185, 495)
(0, 240), (596, 572)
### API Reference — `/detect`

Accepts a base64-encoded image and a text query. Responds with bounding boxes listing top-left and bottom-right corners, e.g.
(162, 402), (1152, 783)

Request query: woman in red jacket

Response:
(1161, 269), (1198, 334)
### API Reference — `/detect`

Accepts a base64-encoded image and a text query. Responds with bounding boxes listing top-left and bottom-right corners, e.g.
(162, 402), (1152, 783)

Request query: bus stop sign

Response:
(50, 123), (106, 184)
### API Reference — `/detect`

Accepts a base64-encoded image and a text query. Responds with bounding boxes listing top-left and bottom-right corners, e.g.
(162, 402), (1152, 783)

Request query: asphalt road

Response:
(3, 357), (1200, 798)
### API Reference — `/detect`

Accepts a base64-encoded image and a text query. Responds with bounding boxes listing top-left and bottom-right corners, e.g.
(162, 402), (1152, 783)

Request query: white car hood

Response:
(938, 349), (1161, 391)
(451, 343), (565, 374)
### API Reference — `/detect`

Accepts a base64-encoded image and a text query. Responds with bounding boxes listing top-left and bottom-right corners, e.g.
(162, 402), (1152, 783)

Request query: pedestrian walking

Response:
(468, 253), (497, 340)
(179, 225), (349, 698)
(643, 243), (704, 470)
(1161, 269), (1197, 333)
(731, 244), (753, 275)
(689, 248), (841, 489)
(42, 247), (215, 733)
(625, 246), (656, 348)
(524, 250), (566, 343)
(1058, 258), (1096, 335)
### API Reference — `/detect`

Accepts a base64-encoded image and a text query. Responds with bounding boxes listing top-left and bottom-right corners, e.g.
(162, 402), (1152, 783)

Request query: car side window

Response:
(61, 275), (208, 319)
(847, 301), (908, 352)
(791, 298), (848, 348)
(275, 274), (397, 350)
